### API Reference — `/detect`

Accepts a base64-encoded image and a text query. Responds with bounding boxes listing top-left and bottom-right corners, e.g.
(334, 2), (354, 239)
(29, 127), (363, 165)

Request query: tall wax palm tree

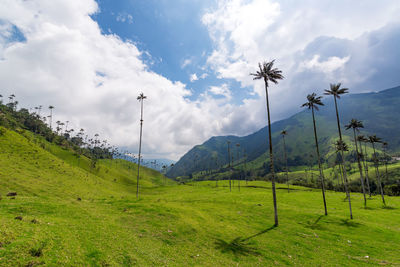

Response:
(244, 150), (248, 185)
(251, 60), (283, 226)
(280, 130), (290, 193)
(227, 140), (232, 191)
(369, 135), (385, 205)
(345, 119), (367, 207)
(250, 60), (284, 226)
(324, 83), (353, 219)
(236, 143), (241, 191)
(136, 92), (147, 200)
(48, 105), (54, 131)
(302, 93), (328, 215)
(358, 135), (371, 197)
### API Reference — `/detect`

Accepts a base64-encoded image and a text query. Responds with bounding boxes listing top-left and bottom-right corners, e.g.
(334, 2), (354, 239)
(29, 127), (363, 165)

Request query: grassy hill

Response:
(167, 86), (400, 178)
(0, 127), (399, 266)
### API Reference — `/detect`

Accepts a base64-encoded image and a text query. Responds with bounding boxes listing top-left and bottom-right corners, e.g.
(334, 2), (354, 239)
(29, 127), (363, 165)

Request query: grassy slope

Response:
(0, 128), (399, 266)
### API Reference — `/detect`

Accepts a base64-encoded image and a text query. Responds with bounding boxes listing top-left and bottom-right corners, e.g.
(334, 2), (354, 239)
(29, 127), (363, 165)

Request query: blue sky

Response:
(92, 0), (248, 103)
(0, 0), (400, 160)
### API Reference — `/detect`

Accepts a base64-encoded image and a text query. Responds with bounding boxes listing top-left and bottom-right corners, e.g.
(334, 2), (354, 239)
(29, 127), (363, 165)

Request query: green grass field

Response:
(1, 128), (399, 266)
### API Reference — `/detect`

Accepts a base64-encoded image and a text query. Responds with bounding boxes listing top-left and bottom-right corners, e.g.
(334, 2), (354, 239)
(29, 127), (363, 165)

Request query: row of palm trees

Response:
(252, 60), (390, 226)
(0, 94), (123, 169)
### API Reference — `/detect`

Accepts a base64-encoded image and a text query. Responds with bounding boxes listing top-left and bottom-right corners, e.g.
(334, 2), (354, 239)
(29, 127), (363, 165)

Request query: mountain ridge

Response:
(167, 85), (400, 178)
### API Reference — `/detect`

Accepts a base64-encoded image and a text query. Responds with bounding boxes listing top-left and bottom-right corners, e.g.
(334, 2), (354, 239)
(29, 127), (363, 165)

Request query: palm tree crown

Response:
(301, 93), (324, 110)
(324, 83), (349, 98)
(369, 135), (382, 144)
(335, 140), (349, 152)
(250, 60), (284, 86)
(345, 119), (364, 131)
(137, 93), (147, 101)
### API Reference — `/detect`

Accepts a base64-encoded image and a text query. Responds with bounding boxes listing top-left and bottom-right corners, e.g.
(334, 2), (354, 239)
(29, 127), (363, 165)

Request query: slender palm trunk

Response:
(49, 109), (53, 131)
(264, 78), (278, 226)
(333, 96), (353, 219)
(136, 100), (144, 200)
(311, 107), (328, 215)
(353, 129), (366, 207)
(338, 161), (345, 191)
(237, 149), (240, 192)
(244, 155), (248, 185)
(282, 135), (289, 193)
(227, 142), (231, 192)
(383, 150), (389, 183)
(362, 141), (371, 197)
(372, 143), (385, 205)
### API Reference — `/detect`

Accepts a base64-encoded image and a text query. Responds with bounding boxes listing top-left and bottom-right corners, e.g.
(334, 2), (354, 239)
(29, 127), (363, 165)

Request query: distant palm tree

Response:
(251, 60), (283, 227)
(227, 140), (231, 192)
(369, 135), (385, 205)
(324, 83), (353, 219)
(302, 93), (328, 215)
(236, 143), (241, 192)
(243, 150), (248, 185)
(358, 135), (371, 197)
(334, 140), (348, 191)
(382, 142), (389, 183)
(345, 119), (367, 207)
(280, 130), (290, 193)
(48, 105), (54, 131)
(136, 92), (147, 200)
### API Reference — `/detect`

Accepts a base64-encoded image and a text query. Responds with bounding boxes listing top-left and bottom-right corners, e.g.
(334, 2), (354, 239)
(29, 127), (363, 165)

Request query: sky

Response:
(1, 0), (400, 160)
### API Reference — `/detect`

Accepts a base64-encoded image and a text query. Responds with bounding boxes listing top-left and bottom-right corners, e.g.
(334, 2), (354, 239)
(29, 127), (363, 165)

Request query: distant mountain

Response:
(167, 86), (400, 178)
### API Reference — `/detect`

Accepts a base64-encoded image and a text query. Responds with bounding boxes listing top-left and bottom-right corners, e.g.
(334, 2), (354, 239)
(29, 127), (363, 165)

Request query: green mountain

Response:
(167, 86), (400, 178)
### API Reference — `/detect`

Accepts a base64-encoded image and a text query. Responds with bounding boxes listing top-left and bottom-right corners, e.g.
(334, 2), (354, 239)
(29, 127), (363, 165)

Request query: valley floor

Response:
(1, 180), (399, 266)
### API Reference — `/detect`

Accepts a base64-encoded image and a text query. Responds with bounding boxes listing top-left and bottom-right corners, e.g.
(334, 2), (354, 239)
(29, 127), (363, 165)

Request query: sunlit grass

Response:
(0, 128), (399, 266)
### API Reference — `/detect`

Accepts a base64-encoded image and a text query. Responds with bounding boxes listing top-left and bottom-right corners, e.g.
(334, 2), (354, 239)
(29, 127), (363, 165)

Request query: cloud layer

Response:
(0, 0), (242, 160)
(1, 0), (400, 160)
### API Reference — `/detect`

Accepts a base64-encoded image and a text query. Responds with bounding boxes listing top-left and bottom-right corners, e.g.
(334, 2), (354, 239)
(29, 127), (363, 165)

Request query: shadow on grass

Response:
(338, 219), (362, 228)
(382, 205), (396, 210)
(245, 185), (312, 192)
(215, 237), (260, 256)
(215, 225), (276, 256)
(304, 215), (325, 230)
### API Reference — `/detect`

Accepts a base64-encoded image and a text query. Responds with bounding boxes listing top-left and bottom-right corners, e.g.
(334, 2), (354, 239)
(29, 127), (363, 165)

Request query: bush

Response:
(385, 183), (400, 196)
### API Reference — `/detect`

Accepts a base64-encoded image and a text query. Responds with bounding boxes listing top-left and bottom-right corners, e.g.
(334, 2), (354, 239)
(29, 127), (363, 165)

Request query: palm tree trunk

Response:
(282, 135), (289, 193)
(311, 107), (328, 215)
(362, 141), (371, 197)
(136, 100), (144, 200)
(227, 142), (231, 192)
(384, 150), (389, 183)
(264, 78), (278, 226)
(338, 162), (345, 191)
(50, 109), (53, 131)
(372, 143), (385, 205)
(237, 149), (240, 192)
(353, 129), (366, 207)
(333, 96), (353, 219)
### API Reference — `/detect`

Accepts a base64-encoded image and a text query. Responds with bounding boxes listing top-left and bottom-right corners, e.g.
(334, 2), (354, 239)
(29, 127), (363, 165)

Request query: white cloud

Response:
(181, 58), (191, 68)
(208, 84), (231, 100)
(300, 55), (350, 73)
(0, 0), (257, 160)
(200, 73), (208, 79)
(116, 13), (133, 24)
(202, 0), (400, 121)
(189, 73), (198, 82)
